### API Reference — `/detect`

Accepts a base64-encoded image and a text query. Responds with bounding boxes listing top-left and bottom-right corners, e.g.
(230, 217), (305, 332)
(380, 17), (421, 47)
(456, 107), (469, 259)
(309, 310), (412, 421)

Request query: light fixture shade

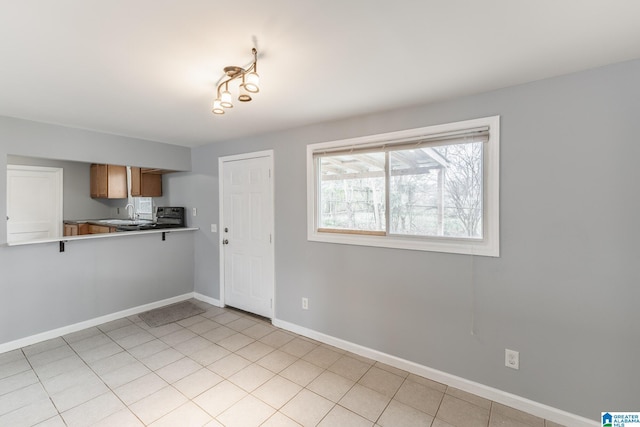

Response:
(244, 72), (260, 93)
(212, 49), (260, 116)
(238, 84), (252, 102)
(220, 90), (233, 108)
(212, 99), (225, 115)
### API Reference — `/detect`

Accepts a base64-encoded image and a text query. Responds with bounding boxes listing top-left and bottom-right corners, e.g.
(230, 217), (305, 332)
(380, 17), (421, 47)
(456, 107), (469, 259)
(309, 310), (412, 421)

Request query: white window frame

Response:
(306, 116), (500, 257)
(133, 197), (154, 220)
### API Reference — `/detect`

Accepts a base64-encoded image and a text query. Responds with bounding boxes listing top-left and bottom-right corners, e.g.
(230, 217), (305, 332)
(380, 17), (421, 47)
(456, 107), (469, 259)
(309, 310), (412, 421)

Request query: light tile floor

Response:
(0, 300), (566, 427)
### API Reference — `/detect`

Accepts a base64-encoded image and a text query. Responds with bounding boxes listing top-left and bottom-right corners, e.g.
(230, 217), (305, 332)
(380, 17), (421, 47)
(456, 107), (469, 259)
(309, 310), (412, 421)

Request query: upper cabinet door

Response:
(140, 172), (162, 197)
(130, 166), (142, 197)
(90, 164), (127, 199)
(130, 166), (162, 197)
(90, 164), (107, 198)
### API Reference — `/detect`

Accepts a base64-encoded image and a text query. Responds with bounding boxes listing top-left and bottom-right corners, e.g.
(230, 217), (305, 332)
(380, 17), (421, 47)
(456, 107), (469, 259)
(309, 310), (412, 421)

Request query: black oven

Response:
(155, 207), (185, 228)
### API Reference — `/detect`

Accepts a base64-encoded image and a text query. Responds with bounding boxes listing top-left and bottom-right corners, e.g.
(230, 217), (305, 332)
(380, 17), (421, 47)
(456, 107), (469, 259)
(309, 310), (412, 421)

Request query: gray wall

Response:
(0, 118), (194, 344)
(189, 59), (640, 419)
(0, 233), (194, 343)
(160, 170), (215, 291)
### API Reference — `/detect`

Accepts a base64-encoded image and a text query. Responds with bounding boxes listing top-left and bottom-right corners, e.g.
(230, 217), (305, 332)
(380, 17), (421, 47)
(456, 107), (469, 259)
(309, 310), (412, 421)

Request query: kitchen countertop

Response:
(64, 218), (154, 225)
(64, 218), (181, 231)
(6, 225), (198, 247)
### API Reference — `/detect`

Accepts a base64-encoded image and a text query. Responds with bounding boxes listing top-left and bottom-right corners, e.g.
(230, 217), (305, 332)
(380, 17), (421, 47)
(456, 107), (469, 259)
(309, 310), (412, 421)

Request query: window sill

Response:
(308, 229), (499, 257)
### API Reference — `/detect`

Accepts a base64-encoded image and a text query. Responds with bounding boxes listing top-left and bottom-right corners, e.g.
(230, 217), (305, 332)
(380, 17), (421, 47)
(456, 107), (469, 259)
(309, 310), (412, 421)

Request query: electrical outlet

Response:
(505, 349), (519, 370)
(302, 297), (309, 310)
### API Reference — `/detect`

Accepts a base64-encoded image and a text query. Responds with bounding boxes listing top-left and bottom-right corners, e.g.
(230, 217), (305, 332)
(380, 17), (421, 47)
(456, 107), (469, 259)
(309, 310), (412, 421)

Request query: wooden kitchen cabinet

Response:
(64, 223), (77, 236)
(130, 166), (141, 196)
(141, 172), (162, 197)
(88, 224), (116, 234)
(90, 164), (127, 199)
(130, 167), (163, 197)
(65, 222), (114, 235)
(63, 223), (89, 236)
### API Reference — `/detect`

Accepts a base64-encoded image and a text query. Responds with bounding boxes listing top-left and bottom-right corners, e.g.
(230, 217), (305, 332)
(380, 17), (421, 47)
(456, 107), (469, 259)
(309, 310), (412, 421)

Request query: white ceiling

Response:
(1, 1), (639, 147)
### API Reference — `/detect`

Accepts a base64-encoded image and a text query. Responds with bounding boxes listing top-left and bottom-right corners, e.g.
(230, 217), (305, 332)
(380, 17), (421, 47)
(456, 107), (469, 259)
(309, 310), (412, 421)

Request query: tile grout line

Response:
(60, 320), (148, 426)
(8, 347), (61, 425)
(100, 317), (208, 426)
(376, 374), (415, 426)
(4, 301), (564, 427)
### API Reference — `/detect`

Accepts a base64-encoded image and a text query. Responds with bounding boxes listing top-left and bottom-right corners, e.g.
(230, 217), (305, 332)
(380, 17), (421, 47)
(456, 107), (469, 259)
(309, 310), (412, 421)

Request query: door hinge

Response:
(270, 234), (273, 243)
(270, 298), (273, 308)
(269, 168), (271, 178)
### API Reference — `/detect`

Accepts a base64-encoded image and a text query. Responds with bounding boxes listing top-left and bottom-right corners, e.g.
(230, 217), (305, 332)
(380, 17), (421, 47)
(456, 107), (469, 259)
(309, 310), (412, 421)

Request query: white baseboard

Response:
(0, 294), (597, 427)
(272, 318), (598, 427)
(0, 293), (195, 354)
(193, 293), (222, 307)
(0, 292), (222, 355)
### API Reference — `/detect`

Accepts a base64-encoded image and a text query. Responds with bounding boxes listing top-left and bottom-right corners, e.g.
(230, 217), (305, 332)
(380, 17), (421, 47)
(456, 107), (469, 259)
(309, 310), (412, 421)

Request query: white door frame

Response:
(7, 164), (63, 243)
(218, 149), (275, 317)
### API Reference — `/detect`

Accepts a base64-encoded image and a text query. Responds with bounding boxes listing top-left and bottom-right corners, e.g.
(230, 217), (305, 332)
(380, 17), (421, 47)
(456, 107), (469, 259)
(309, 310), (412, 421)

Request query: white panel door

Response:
(222, 154), (274, 318)
(7, 165), (63, 243)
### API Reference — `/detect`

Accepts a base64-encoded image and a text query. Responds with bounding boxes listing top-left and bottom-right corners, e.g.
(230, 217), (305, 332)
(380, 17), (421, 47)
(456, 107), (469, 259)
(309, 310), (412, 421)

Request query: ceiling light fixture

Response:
(212, 48), (260, 115)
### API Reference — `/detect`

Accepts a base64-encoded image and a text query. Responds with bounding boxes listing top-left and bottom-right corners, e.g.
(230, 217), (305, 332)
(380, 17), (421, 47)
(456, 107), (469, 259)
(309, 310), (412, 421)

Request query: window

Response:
(307, 116), (499, 256)
(134, 197), (154, 220)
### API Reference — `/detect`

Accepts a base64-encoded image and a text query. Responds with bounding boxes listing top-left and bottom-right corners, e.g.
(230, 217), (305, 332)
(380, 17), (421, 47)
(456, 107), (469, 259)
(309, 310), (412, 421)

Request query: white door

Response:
(7, 165), (63, 243)
(220, 152), (274, 318)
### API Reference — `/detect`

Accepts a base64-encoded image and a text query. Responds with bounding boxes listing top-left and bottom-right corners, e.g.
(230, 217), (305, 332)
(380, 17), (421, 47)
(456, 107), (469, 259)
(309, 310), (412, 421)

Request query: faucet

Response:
(124, 203), (135, 220)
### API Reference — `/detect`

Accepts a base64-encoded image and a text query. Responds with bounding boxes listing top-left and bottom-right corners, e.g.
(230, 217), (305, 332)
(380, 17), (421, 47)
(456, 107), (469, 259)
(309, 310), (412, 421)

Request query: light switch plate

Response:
(211, 224), (217, 233)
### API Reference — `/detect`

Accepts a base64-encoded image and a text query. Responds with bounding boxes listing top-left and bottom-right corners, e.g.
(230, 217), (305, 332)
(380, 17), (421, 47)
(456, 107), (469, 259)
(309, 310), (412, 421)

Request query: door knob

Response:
(224, 227), (229, 232)
(223, 239), (229, 245)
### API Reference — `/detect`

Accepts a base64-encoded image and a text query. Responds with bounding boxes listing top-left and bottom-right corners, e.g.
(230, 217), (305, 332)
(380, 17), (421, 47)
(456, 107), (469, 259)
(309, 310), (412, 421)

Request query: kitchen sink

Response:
(98, 219), (153, 225)
(116, 224), (157, 231)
